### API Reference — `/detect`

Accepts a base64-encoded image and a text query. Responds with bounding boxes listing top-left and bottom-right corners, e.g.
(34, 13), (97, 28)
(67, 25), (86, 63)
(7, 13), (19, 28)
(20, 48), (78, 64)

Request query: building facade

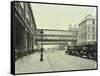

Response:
(36, 29), (78, 50)
(14, 2), (36, 58)
(77, 15), (97, 45)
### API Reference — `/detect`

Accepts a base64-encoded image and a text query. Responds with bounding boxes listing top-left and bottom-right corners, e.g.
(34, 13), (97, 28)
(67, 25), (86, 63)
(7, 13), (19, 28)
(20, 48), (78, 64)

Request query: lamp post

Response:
(40, 30), (44, 61)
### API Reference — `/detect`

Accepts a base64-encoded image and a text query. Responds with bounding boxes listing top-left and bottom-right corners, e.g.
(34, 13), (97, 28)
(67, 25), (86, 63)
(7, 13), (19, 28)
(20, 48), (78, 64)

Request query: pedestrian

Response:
(65, 46), (67, 54)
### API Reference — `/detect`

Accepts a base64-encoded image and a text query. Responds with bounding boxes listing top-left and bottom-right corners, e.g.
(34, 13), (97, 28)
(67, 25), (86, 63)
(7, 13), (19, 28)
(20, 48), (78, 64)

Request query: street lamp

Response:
(40, 30), (44, 61)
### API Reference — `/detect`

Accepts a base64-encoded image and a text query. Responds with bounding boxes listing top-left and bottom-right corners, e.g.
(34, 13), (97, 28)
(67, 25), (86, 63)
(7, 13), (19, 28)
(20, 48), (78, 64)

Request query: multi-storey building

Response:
(14, 2), (36, 57)
(77, 15), (96, 45)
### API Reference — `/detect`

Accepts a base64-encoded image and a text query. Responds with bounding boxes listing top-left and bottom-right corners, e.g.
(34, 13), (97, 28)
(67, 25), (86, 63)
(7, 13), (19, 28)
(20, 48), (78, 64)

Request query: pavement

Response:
(15, 50), (97, 74)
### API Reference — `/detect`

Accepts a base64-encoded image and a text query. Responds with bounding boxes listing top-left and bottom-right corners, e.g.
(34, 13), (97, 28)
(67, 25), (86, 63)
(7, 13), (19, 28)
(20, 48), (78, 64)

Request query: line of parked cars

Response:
(65, 44), (97, 61)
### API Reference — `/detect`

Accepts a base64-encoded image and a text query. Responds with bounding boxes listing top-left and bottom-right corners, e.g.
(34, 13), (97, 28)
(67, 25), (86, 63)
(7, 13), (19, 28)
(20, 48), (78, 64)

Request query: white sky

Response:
(31, 3), (96, 30)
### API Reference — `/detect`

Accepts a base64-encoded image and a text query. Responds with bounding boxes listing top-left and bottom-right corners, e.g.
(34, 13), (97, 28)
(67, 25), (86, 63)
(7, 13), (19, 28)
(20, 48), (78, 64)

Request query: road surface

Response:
(15, 50), (97, 74)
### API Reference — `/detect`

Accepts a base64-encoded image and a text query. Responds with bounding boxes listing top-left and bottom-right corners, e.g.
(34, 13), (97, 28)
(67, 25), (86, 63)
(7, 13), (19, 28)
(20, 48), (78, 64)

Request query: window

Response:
(93, 20), (95, 24)
(88, 27), (90, 32)
(93, 34), (95, 40)
(20, 3), (24, 9)
(93, 27), (95, 32)
(88, 35), (90, 40)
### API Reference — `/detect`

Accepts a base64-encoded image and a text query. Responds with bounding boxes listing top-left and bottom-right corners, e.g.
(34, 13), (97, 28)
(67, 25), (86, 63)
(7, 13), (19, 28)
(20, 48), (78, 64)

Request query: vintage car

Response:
(65, 44), (97, 60)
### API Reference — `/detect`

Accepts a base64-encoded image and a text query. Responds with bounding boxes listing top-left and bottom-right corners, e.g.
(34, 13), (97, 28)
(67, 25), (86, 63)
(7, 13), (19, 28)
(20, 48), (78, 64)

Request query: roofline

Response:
(37, 29), (78, 32)
(27, 3), (37, 29)
(78, 19), (96, 26)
